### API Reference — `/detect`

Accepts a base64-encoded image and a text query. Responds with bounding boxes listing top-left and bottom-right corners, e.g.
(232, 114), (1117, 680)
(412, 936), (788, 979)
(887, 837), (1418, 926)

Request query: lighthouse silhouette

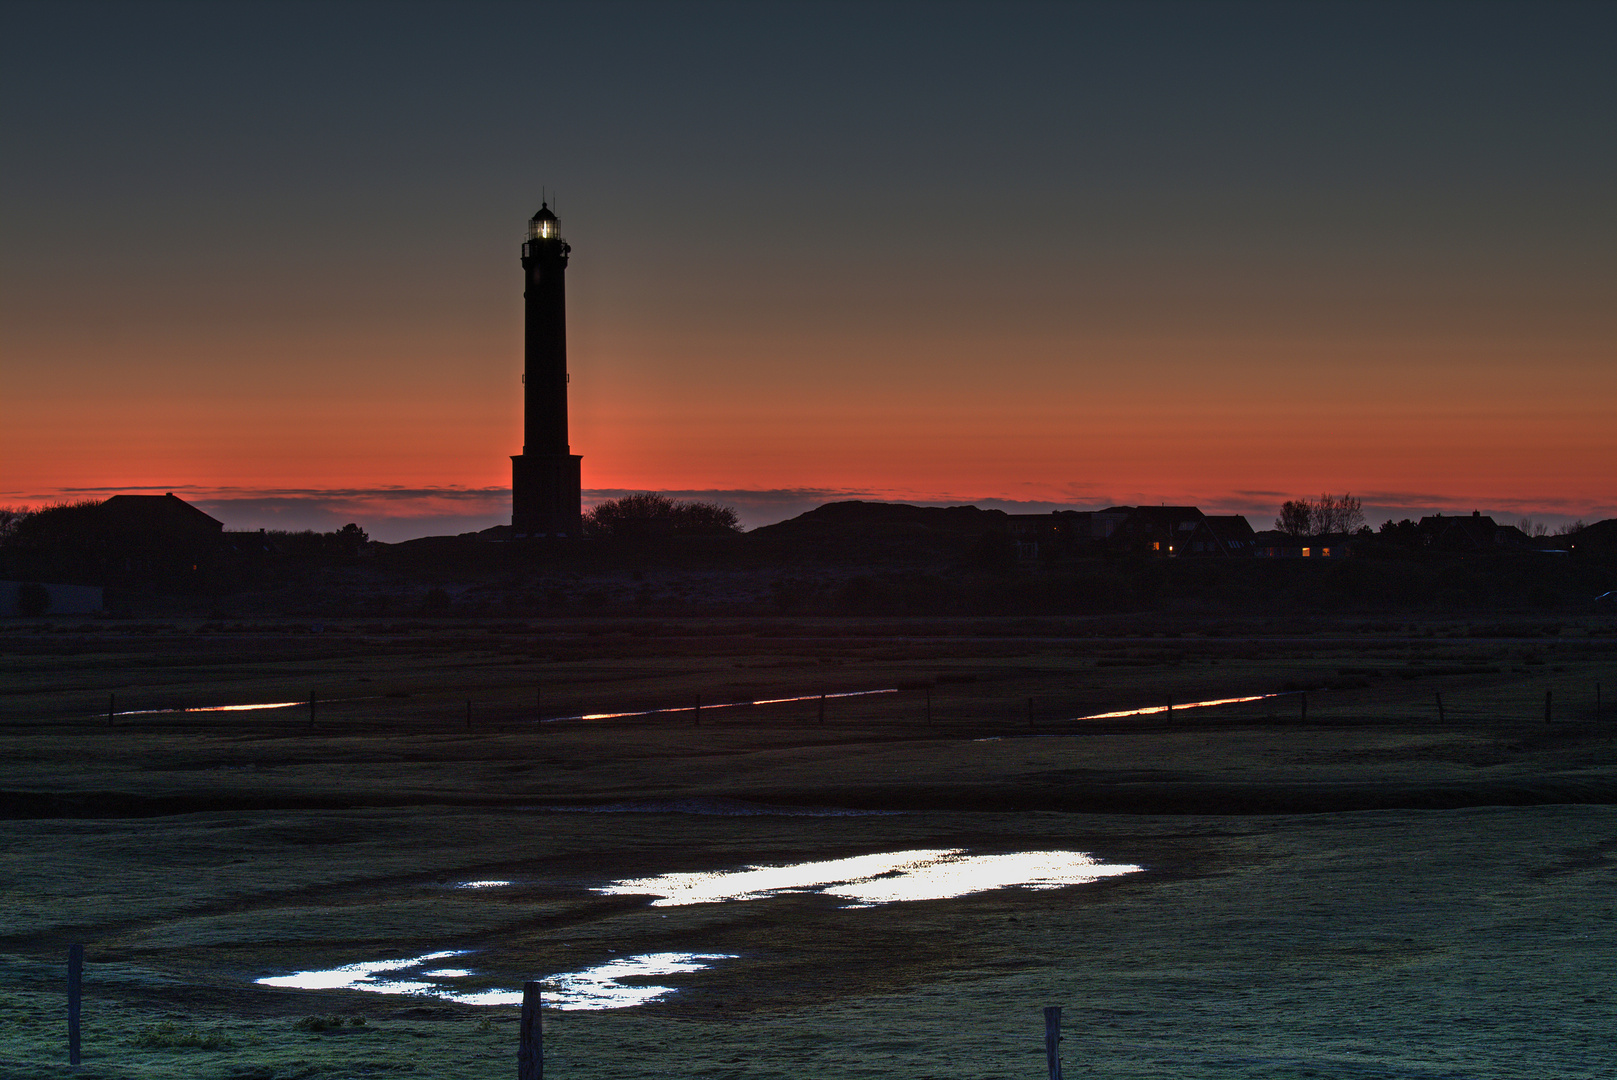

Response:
(511, 202), (582, 536)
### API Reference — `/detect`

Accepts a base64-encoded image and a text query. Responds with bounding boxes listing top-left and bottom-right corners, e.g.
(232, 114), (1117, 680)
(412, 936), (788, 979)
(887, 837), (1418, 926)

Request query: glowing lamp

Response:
(528, 203), (560, 241)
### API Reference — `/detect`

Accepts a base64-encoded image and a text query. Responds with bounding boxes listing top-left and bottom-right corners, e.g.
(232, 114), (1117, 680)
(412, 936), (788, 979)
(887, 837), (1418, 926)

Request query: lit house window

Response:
(1152, 541), (1161, 551)
(1302, 547), (1311, 557)
(1322, 547), (1331, 558)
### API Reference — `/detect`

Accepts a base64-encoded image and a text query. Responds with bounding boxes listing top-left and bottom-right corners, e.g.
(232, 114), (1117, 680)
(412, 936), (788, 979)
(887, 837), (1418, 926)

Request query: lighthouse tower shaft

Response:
(511, 205), (582, 536)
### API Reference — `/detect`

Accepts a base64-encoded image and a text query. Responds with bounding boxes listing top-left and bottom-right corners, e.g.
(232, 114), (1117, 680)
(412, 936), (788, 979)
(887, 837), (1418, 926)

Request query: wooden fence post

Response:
(68, 943), (83, 1066)
(1167, 694), (1173, 718)
(518, 981), (542, 1080)
(108, 693), (115, 728)
(693, 693), (701, 726)
(1436, 692), (1445, 722)
(1043, 1004), (1062, 1080)
(818, 689), (826, 725)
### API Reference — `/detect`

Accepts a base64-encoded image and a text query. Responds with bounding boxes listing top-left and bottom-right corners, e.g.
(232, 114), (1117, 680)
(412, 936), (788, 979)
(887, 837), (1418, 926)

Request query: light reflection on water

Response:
(596, 848), (1142, 908)
(547, 687), (896, 723)
(256, 950), (465, 993)
(114, 700), (306, 716)
(254, 950), (735, 1010)
(257, 849), (1141, 1008)
(1073, 691), (1292, 721)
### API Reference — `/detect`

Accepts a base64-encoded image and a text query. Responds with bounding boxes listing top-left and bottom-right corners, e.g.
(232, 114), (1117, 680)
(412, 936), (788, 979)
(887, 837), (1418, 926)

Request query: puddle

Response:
(255, 950), (735, 1010)
(257, 849), (1141, 1007)
(596, 848), (1141, 908)
(256, 950), (465, 993)
(546, 687), (896, 723)
(113, 700), (306, 717)
(110, 688), (899, 723)
(1072, 691), (1293, 721)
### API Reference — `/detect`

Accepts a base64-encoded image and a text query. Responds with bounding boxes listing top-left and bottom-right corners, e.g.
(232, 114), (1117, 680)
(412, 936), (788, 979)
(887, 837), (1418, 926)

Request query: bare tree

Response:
(1517, 518), (1550, 538)
(1312, 493), (1364, 535)
(1277, 494), (1363, 536)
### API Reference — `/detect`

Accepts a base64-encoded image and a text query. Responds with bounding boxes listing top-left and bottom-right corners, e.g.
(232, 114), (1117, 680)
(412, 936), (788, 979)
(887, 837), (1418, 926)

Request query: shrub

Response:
(584, 493), (741, 538)
(292, 1014), (364, 1032)
(131, 1021), (236, 1049)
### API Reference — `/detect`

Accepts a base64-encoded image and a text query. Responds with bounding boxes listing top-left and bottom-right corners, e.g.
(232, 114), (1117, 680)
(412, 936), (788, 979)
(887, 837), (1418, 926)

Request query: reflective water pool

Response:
(596, 849), (1141, 908)
(255, 950), (736, 1010)
(256, 848), (1140, 1007)
(1072, 691), (1292, 720)
(546, 687), (896, 723)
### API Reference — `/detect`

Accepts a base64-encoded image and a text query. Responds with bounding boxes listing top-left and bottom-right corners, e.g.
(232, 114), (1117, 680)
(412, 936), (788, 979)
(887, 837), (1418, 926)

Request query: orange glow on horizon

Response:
(7, 265), (1612, 526)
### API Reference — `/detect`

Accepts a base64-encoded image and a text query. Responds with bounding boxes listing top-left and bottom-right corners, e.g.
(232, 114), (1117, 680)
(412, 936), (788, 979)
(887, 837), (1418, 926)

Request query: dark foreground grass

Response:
(2, 806), (1615, 1079)
(2, 614), (1615, 1078)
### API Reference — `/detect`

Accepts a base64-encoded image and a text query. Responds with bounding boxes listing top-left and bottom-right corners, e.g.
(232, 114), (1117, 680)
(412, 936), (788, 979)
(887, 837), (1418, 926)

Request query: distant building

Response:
(1105, 506), (1228, 557)
(1202, 514), (1258, 556)
(1416, 511), (1527, 552)
(1251, 531), (1354, 558)
(1005, 506), (1257, 558)
(1003, 513), (1074, 559)
(98, 493), (223, 539)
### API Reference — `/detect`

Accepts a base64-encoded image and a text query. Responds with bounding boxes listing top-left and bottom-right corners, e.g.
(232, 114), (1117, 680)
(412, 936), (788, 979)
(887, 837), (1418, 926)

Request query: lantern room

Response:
(528, 203), (560, 241)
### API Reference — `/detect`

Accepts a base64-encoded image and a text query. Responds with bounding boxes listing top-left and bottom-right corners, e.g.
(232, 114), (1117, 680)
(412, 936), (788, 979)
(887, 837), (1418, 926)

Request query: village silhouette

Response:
(3, 205), (1612, 619)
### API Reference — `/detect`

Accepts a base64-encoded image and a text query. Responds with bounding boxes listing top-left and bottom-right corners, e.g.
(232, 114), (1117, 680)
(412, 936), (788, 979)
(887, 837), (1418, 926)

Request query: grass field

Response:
(2, 613), (1614, 1078)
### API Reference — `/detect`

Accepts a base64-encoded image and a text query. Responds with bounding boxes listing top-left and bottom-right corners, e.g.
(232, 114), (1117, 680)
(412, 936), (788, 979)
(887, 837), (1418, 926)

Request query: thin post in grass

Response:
(1597, 682), (1602, 722)
(108, 693), (115, 728)
(466, 700), (472, 731)
(1546, 689), (1553, 724)
(818, 688), (826, 725)
(1300, 692), (1308, 722)
(1028, 697), (1035, 729)
(518, 981), (542, 1080)
(536, 686), (542, 726)
(925, 686), (932, 725)
(1043, 1005), (1062, 1080)
(308, 693), (316, 729)
(68, 943), (83, 1066)
(693, 693), (701, 727)
(1436, 691), (1445, 722)
(1166, 694), (1173, 719)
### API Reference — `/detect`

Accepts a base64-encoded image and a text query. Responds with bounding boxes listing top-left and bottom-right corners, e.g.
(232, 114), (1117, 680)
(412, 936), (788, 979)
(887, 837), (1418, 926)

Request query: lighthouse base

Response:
(511, 453), (582, 537)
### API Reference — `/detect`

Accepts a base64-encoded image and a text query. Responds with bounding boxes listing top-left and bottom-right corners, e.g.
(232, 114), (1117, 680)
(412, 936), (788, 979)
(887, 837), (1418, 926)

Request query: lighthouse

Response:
(511, 203), (582, 536)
